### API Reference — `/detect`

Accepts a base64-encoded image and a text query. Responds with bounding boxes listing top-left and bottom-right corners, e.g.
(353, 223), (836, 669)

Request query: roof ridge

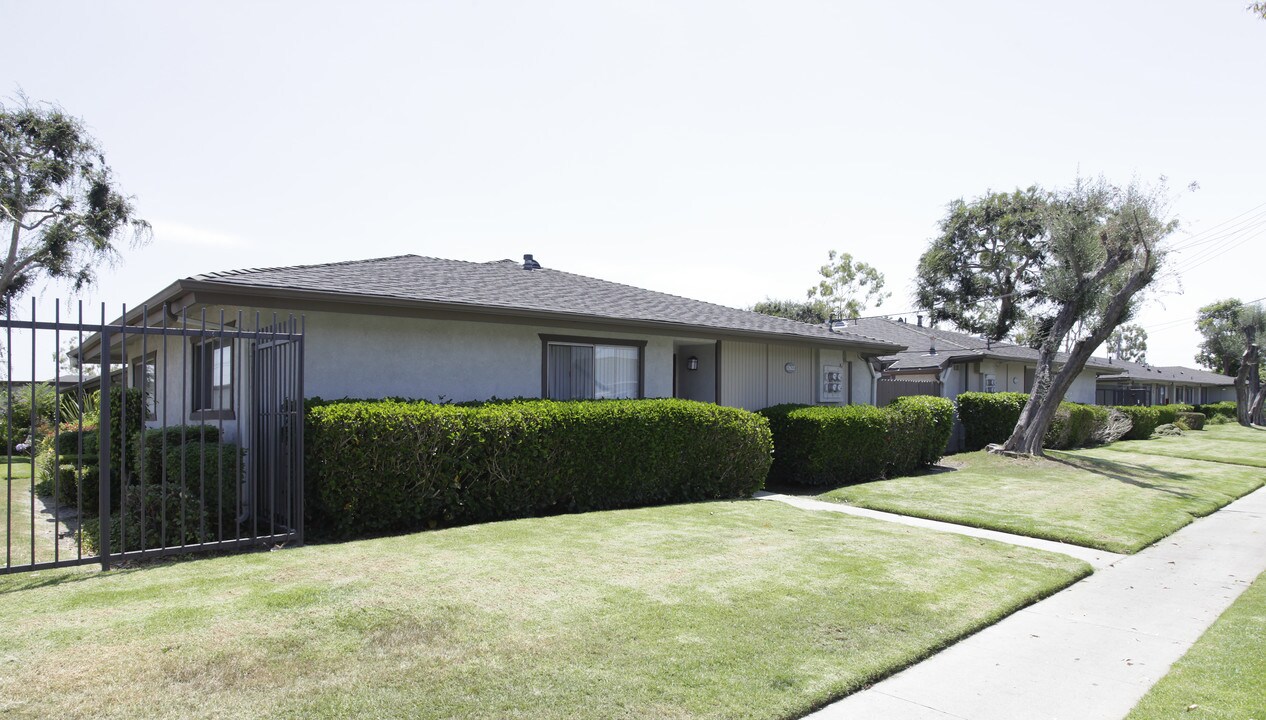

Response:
(192, 253), (426, 280)
(522, 264), (893, 345)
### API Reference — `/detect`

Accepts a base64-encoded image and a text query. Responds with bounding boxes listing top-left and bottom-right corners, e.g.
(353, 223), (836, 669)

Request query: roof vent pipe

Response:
(523, 254), (541, 270)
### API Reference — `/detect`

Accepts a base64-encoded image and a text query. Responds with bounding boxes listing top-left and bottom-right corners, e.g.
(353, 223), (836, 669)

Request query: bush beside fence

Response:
(304, 398), (773, 539)
(759, 395), (955, 486)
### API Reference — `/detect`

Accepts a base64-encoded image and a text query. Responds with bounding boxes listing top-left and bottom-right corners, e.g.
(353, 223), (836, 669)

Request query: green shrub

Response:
(1114, 405), (1163, 440)
(50, 462), (101, 510)
(960, 392), (1123, 450)
(1196, 401), (1237, 420)
(885, 395), (956, 472)
(761, 404), (890, 486)
(85, 442), (241, 554)
(134, 426), (222, 484)
(53, 422), (100, 457)
(305, 399), (773, 539)
(1175, 412), (1206, 431)
(956, 392), (1029, 451)
(761, 396), (955, 486)
(103, 386), (146, 477)
(1044, 402), (1108, 450)
(1153, 404), (1193, 426)
(1, 383), (59, 451)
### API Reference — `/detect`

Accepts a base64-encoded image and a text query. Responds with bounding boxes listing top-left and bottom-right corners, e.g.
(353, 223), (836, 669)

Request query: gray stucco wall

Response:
(301, 311), (676, 402)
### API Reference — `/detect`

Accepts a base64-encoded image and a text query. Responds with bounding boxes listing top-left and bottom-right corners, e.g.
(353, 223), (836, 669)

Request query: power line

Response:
(1168, 201), (1266, 251)
(1139, 295), (1266, 331)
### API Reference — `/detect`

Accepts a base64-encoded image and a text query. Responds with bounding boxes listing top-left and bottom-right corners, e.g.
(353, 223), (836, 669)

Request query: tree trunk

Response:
(1235, 341), (1258, 427)
(1001, 259), (1155, 456)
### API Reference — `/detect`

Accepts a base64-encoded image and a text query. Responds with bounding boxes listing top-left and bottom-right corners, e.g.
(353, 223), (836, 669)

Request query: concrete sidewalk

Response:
(755, 491), (1124, 569)
(802, 485), (1266, 720)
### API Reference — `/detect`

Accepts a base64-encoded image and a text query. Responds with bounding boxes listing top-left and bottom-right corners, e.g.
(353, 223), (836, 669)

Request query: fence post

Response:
(98, 327), (112, 571)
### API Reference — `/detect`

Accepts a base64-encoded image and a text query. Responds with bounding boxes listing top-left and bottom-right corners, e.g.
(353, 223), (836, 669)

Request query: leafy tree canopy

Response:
(1195, 298), (1265, 376)
(998, 177), (1174, 455)
(1106, 323), (1148, 363)
(0, 95), (149, 301)
(916, 187), (1047, 341)
(807, 250), (889, 320)
(750, 298), (831, 325)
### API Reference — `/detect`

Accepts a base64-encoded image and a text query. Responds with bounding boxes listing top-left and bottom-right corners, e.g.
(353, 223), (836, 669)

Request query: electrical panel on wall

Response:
(820, 364), (845, 403)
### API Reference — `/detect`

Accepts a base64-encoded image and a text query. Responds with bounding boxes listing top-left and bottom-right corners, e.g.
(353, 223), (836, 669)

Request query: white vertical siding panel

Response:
(767, 344), (814, 406)
(720, 340), (768, 410)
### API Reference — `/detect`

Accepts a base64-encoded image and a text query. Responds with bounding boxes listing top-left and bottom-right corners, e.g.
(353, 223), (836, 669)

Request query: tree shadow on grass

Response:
(0, 566), (141, 596)
(770, 464), (961, 498)
(1046, 454), (1200, 500)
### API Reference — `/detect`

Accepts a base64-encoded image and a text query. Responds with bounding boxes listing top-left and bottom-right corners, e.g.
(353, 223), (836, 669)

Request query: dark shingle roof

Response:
(1097, 360), (1235, 386)
(188, 255), (902, 350)
(846, 317), (1117, 371)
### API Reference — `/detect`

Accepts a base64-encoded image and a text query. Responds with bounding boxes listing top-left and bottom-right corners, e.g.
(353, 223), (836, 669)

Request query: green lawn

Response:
(0, 456), (42, 568)
(1103, 423), (1266, 468)
(0, 500), (1088, 719)
(1126, 568), (1266, 720)
(820, 425), (1266, 554)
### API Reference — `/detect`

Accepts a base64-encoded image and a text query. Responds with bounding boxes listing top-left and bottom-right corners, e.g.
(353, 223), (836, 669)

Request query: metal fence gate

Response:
(1, 299), (304, 575)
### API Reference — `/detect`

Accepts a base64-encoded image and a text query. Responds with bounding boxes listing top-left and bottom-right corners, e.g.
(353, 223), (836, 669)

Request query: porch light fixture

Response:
(687, 356), (700, 371)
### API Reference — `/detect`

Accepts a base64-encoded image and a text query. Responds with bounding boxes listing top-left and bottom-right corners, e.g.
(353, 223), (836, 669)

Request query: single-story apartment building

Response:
(1094, 360), (1236, 406)
(846, 316), (1113, 406)
(78, 254), (907, 444)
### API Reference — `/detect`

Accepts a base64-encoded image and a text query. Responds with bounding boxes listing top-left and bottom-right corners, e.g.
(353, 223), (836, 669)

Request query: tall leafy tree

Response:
(807, 250), (890, 319)
(1000, 178), (1174, 455)
(0, 96), (149, 301)
(750, 298), (831, 325)
(1106, 323), (1148, 363)
(916, 187), (1047, 341)
(1194, 298), (1261, 376)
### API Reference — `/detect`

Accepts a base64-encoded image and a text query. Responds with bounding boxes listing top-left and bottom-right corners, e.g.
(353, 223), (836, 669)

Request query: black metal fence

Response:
(1, 299), (304, 575)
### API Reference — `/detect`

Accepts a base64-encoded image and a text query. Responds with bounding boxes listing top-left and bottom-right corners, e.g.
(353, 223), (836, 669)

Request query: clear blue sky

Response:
(4, 0), (1264, 372)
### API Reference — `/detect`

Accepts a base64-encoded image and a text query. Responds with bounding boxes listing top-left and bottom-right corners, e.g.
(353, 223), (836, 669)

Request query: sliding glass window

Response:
(545, 340), (641, 400)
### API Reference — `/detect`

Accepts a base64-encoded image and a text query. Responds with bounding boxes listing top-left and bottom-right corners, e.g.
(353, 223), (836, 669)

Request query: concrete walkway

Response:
(796, 486), (1266, 720)
(755, 491), (1125, 569)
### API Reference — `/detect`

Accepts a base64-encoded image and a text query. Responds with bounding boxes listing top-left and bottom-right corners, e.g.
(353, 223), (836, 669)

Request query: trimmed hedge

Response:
(1197, 401), (1237, 420)
(1154, 404), (1193, 426)
(760, 395), (956, 486)
(761, 404), (889, 485)
(956, 392), (1028, 451)
(1045, 403), (1110, 450)
(1176, 412), (1207, 431)
(1114, 406), (1162, 440)
(884, 396), (956, 473)
(305, 398), (773, 539)
(957, 392), (1114, 451)
(1112, 404), (1194, 440)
